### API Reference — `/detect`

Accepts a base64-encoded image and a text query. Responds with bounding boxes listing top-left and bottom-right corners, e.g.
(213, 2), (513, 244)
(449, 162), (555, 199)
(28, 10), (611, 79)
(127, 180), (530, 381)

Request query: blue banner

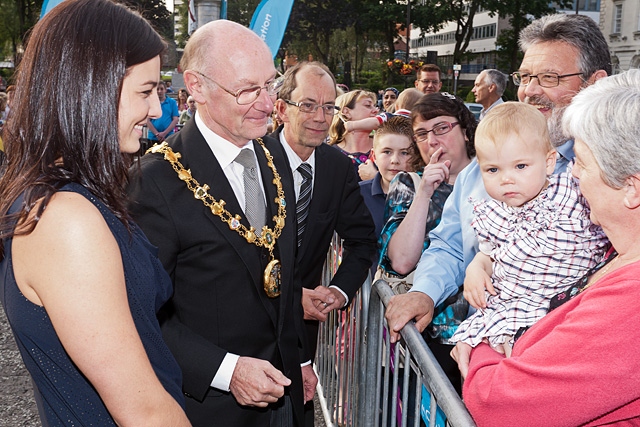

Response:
(249, 0), (294, 59)
(220, 0), (228, 19)
(40, 0), (67, 18)
(420, 385), (447, 427)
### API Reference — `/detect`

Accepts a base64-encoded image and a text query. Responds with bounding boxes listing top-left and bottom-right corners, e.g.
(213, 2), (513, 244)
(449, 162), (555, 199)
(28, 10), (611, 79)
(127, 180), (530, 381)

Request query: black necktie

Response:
(296, 163), (313, 247)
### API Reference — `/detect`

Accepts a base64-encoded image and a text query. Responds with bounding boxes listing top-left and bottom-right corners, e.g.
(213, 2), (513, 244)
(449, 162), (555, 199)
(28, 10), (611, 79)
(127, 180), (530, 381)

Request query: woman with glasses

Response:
(377, 92), (476, 394)
(329, 89), (379, 181)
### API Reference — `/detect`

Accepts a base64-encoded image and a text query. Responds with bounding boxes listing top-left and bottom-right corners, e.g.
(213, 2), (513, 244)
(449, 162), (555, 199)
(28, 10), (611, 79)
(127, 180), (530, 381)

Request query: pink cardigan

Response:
(464, 261), (640, 427)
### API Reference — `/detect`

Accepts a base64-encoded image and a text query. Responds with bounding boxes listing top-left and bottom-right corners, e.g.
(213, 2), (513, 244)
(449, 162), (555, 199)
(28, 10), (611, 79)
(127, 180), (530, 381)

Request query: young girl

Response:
(329, 90), (379, 180)
(450, 102), (609, 353)
(344, 88), (424, 134)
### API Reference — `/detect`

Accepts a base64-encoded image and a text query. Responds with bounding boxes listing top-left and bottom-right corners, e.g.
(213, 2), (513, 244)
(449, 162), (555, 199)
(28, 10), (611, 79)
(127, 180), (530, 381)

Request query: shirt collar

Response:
(371, 172), (385, 196)
(194, 110), (254, 169)
(278, 129), (316, 172)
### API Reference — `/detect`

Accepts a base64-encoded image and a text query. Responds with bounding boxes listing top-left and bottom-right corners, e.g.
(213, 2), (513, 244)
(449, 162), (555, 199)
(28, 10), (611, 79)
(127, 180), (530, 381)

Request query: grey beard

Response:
(547, 103), (570, 148)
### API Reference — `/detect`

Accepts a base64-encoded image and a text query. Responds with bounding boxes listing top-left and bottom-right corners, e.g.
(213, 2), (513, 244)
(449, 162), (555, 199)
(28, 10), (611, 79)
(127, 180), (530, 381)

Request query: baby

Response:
(450, 102), (609, 354)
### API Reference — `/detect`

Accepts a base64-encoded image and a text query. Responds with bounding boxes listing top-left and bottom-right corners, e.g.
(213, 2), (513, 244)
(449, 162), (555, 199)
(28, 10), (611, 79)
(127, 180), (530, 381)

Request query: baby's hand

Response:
(463, 265), (496, 309)
(491, 337), (513, 358)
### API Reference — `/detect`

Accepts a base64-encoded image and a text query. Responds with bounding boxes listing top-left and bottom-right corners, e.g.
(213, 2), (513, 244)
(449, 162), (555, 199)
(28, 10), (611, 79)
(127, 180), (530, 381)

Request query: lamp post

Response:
(396, 0), (411, 62)
(405, 0), (410, 62)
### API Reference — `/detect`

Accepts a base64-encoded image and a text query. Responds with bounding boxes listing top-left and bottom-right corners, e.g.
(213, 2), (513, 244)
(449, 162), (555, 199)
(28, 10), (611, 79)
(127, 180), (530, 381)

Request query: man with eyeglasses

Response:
(268, 61), (377, 426)
(386, 13), (611, 377)
(128, 20), (308, 427)
(415, 64), (443, 94)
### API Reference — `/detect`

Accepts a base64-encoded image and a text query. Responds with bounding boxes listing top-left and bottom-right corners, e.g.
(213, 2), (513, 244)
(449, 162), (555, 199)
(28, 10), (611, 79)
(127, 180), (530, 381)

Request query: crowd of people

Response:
(0, 1), (639, 426)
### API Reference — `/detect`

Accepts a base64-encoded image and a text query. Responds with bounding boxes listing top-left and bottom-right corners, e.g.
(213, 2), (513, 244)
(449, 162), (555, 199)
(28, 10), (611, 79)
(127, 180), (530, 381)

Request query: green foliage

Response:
(227, 0), (261, 26)
(175, 0), (189, 49)
(0, 0), (43, 71)
(464, 90), (475, 103)
(117, 0), (173, 40)
(485, 0), (573, 74)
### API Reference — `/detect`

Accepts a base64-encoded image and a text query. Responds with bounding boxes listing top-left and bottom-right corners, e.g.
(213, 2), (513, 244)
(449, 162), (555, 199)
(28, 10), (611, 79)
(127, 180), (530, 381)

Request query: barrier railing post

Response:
(315, 235), (475, 427)
(359, 280), (477, 427)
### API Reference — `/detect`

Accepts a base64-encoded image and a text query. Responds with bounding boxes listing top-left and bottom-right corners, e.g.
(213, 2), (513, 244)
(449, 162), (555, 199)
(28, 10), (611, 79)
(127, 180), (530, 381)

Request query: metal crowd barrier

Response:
(314, 234), (476, 427)
(360, 280), (476, 427)
(315, 233), (370, 427)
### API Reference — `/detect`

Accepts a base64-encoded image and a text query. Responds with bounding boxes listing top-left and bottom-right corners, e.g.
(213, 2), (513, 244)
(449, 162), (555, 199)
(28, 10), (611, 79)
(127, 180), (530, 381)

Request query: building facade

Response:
(600, 0), (640, 72)
(407, 1), (602, 89)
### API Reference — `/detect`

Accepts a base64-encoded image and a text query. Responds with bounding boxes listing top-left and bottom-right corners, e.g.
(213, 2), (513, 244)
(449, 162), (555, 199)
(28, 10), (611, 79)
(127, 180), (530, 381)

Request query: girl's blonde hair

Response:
(328, 89), (377, 145)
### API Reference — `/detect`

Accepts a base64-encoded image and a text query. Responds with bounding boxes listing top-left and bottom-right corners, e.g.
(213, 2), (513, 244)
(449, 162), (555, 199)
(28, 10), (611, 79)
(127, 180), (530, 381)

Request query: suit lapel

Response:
(257, 136), (296, 335)
(296, 143), (330, 260)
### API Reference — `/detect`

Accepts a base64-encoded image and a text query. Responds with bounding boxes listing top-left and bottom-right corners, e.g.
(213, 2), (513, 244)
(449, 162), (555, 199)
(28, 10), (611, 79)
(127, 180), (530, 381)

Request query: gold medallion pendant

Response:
(263, 259), (281, 298)
(149, 139), (287, 298)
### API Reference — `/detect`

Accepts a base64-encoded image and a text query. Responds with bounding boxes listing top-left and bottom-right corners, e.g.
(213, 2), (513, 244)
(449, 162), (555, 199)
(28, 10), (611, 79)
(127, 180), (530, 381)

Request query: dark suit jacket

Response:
(268, 128), (377, 357)
(129, 119), (304, 427)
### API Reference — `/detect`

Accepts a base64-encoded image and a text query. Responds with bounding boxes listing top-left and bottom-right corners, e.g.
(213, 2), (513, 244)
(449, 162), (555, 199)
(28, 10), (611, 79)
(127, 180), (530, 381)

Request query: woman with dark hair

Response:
(382, 87), (399, 112)
(377, 92), (476, 393)
(177, 88), (189, 113)
(0, 0), (190, 425)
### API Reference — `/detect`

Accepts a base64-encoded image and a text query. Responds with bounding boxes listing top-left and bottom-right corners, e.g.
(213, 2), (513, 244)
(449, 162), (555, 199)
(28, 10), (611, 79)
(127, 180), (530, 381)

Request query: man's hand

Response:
(301, 364), (318, 403)
(385, 292), (435, 343)
(302, 286), (346, 321)
(229, 357), (291, 407)
(450, 342), (472, 379)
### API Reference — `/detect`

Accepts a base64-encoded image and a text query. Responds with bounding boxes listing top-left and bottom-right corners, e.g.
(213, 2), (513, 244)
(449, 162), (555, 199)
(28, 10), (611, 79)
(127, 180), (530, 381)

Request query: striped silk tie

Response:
(235, 148), (266, 236)
(296, 163), (313, 248)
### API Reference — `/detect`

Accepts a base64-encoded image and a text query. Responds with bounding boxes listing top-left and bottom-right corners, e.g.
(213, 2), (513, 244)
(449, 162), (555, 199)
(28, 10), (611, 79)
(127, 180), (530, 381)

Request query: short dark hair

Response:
(412, 93), (477, 159)
(0, 0), (165, 259)
(417, 64), (442, 81)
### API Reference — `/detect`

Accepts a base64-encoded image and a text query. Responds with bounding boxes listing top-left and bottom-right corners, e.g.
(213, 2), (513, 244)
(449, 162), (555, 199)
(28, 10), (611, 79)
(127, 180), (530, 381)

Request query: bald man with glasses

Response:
(129, 20), (308, 427)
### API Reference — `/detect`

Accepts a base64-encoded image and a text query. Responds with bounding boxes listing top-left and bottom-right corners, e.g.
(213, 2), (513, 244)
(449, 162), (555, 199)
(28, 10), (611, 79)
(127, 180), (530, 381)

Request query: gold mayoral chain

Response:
(147, 139), (286, 298)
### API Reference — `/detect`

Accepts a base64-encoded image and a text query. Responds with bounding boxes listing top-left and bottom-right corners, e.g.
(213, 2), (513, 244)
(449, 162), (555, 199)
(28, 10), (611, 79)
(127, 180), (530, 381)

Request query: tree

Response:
(449, 0), (483, 64)
(117, 0), (173, 40)
(286, 0), (357, 68)
(175, 0), (190, 48)
(0, 0), (43, 70)
(486, 0), (572, 74)
(353, 0), (458, 84)
(227, 0), (261, 26)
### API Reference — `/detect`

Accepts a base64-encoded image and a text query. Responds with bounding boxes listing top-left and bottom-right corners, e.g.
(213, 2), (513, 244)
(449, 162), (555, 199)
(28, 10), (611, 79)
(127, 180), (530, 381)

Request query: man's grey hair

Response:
(562, 69), (640, 188)
(519, 14), (611, 79)
(482, 69), (507, 96)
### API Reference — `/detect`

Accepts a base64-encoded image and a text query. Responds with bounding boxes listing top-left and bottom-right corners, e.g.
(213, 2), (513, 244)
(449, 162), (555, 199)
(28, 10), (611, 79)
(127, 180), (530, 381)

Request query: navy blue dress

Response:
(0, 183), (184, 426)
